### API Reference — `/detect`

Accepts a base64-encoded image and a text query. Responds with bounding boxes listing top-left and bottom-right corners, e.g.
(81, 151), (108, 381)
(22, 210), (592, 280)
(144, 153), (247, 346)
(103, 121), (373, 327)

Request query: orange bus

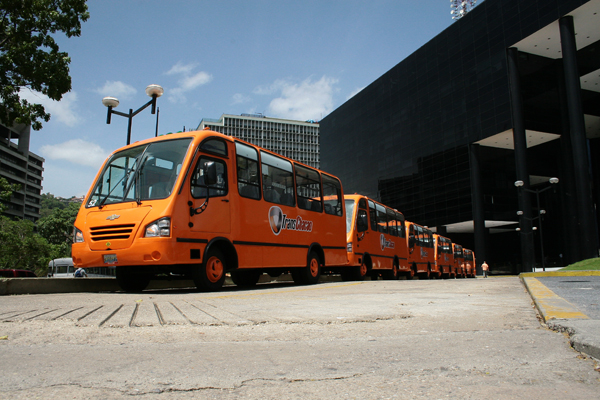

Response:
(72, 130), (347, 292)
(463, 248), (476, 278)
(343, 194), (407, 280)
(406, 221), (436, 278)
(433, 233), (454, 278)
(452, 243), (465, 278)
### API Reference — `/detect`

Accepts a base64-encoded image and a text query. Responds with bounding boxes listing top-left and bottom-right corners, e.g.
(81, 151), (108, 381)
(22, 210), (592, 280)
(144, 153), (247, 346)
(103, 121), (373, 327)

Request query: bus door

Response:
(188, 139), (231, 234)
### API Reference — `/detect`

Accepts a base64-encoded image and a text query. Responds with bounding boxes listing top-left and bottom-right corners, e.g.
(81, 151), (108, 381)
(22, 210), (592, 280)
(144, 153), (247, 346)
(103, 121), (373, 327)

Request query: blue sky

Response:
(25, 0), (459, 198)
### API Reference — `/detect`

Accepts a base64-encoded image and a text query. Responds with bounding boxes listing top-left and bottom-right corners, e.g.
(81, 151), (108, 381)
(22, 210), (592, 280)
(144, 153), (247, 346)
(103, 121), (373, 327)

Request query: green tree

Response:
(37, 201), (79, 256)
(0, 0), (89, 130)
(0, 216), (53, 275)
(0, 177), (20, 213)
(39, 192), (68, 218)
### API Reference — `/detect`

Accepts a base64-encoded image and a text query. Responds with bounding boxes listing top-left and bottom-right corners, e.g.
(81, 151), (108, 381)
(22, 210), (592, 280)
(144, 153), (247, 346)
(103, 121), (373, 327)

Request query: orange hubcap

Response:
(360, 263), (367, 276)
(206, 256), (223, 283)
(310, 258), (319, 277)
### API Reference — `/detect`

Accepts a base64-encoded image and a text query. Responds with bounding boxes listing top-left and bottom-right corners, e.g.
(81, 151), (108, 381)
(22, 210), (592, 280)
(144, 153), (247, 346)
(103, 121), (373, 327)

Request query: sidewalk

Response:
(521, 271), (600, 360)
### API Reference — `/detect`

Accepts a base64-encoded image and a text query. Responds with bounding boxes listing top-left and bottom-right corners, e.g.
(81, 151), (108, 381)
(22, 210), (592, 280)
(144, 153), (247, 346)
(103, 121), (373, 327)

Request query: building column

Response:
(507, 47), (535, 272)
(469, 143), (486, 275)
(559, 16), (599, 260)
(557, 62), (581, 264)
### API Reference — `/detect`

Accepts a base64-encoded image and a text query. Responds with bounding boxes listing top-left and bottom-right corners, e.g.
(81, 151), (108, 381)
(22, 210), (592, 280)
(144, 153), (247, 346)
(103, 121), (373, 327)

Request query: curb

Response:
(520, 272), (600, 361)
(520, 270), (600, 278)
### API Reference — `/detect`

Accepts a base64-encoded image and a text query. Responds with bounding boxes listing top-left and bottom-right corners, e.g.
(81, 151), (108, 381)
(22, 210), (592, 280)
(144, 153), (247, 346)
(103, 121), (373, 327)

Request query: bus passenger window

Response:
(295, 165), (321, 212)
(236, 142), (260, 200)
(260, 151), (294, 207)
(369, 201), (377, 231)
(376, 206), (387, 233)
(191, 157), (227, 198)
(387, 210), (397, 236)
(322, 174), (342, 216)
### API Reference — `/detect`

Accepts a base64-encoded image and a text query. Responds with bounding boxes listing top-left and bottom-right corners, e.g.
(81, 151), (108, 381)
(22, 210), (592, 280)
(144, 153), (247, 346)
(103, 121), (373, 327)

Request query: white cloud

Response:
(94, 81), (137, 100)
(166, 62), (213, 103)
(166, 62), (196, 76)
(232, 93), (252, 105)
(20, 89), (81, 127)
(260, 76), (339, 121)
(40, 139), (109, 169)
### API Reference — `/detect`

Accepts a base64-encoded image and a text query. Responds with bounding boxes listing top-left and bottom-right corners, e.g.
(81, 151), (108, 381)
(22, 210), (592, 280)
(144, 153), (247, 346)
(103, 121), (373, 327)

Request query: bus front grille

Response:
(90, 224), (136, 241)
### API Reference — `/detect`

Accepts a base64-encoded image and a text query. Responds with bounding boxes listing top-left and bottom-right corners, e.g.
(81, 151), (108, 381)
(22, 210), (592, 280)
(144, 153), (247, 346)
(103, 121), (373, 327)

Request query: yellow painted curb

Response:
(520, 270), (600, 278)
(521, 277), (589, 322)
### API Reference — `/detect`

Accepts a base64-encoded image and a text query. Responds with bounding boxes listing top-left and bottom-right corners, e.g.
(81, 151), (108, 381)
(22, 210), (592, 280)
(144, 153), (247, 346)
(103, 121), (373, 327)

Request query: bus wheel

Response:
(231, 270), (262, 287)
(382, 263), (399, 280)
(292, 252), (321, 285)
(194, 248), (226, 291)
(116, 268), (150, 293)
(341, 262), (367, 281)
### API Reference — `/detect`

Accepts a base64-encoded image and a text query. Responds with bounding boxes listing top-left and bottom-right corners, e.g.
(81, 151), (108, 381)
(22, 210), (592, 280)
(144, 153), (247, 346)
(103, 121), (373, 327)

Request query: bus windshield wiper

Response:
(124, 147), (149, 205)
(98, 154), (142, 209)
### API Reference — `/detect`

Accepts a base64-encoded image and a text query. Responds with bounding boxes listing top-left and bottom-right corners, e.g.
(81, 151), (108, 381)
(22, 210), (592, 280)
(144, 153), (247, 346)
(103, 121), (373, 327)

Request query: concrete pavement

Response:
(520, 271), (600, 360)
(1, 277), (599, 399)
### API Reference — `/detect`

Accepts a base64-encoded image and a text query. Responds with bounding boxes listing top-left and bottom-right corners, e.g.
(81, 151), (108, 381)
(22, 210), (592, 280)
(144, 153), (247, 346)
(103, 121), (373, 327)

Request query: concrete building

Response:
(198, 114), (320, 169)
(0, 123), (44, 222)
(321, 0), (600, 273)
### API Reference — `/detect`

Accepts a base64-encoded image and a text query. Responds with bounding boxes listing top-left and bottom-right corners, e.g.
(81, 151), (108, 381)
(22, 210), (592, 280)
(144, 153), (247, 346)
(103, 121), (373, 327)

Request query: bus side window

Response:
(322, 174), (342, 216)
(369, 203), (377, 231)
(376, 205), (387, 233)
(260, 151), (294, 207)
(387, 210), (397, 236)
(408, 225), (415, 247)
(296, 165), (321, 212)
(191, 157), (227, 198)
(235, 142), (260, 200)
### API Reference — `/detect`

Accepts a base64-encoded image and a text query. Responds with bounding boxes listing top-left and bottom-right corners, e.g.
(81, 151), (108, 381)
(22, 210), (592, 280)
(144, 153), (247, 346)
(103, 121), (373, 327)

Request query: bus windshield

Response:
(87, 138), (193, 208)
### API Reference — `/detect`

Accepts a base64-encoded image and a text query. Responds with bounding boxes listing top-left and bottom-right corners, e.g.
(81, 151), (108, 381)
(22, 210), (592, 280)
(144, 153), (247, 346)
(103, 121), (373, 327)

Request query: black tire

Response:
(116, 267), (150, 293)
(292, 251), (321, 285)
(231, 270), (262, 287)
(194, 248), (226, 291)
(382, 262), (399, 280)
(341, 262), (367, 281)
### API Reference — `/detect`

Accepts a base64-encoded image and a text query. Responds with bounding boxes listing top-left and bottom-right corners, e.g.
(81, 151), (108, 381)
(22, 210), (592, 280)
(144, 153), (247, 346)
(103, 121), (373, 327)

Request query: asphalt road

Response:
(1, 277), (599, 399)
(537, 276), (600, 319)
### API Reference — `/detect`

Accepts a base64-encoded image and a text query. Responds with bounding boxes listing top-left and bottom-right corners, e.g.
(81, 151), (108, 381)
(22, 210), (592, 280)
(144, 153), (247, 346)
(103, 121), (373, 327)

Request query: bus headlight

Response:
(145, 217), (171, 237)
(73, 227), (84, 243)
(347, 242), (353, 252)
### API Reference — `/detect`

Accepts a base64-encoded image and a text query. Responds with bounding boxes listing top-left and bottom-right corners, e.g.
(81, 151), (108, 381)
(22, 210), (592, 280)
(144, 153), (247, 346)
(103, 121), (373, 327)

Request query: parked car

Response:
(0, 269), (37, 278)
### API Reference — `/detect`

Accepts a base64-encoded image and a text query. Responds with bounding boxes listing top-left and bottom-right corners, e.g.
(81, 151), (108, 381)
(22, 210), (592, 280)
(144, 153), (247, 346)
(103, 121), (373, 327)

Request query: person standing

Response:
(481, 261), (489, 278)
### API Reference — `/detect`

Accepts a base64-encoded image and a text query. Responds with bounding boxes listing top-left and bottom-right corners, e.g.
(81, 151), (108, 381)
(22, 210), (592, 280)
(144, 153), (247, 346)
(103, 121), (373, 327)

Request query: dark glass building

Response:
(321, 0), (600, 273)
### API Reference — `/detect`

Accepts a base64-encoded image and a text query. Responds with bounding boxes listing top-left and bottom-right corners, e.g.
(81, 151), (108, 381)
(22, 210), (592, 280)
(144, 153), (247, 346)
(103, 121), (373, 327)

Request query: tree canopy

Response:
(0, 177), (19, 213)
(0, 0), (89, 130)
(0, 191), (81, 275)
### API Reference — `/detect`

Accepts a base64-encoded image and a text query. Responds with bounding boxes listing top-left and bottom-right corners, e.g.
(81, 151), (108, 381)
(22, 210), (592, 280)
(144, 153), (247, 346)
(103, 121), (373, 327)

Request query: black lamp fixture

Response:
(102, 84), (164, 145)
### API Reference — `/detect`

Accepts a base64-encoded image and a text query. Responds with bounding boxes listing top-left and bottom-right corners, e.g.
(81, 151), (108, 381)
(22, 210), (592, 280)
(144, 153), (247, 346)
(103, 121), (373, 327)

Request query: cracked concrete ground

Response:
(1, 277), (598, 399)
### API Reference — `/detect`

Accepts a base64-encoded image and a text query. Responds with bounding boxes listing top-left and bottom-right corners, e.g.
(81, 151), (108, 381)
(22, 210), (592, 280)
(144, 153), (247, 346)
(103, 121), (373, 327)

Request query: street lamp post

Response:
(102, 84), (164, 145)
(515, 177), (559, 271)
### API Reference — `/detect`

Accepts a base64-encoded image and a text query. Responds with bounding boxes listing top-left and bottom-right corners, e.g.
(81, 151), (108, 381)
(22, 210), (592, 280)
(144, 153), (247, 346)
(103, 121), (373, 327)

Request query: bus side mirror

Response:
(203, 161), (217, 186)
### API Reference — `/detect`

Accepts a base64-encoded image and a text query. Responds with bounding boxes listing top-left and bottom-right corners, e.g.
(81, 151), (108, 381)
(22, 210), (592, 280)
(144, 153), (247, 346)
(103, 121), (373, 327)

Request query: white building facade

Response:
(197, 114), (320, 169)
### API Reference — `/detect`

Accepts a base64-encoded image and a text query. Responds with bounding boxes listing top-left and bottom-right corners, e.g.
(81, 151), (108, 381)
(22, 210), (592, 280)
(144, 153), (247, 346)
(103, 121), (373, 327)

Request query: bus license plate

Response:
(103, 254), (118, 264)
